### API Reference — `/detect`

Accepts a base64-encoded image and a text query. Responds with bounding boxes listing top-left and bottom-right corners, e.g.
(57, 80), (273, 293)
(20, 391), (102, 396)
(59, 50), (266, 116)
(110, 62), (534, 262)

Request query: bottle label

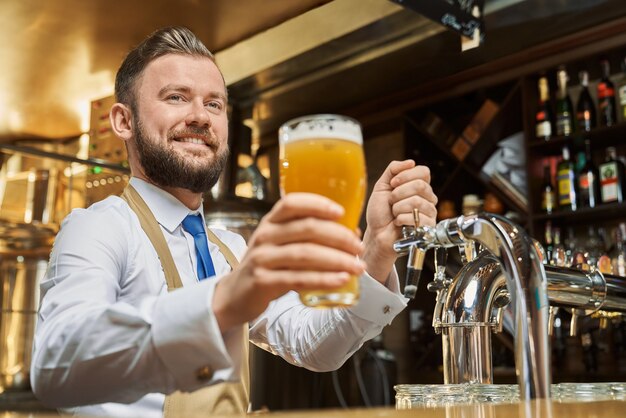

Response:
(557, 168), (573, 206)
(576, 110), (592, 131)
(616, 255), (626, 277)
(598, 255), (613, 274)
(598, 82), (615, 98)
(579, 173), (590, 189)
(600, 162), (619, 202)
(556, 112), (573, 136)
(542, 191), (555, 213)
(619, 85), (626, 106)
(536, 120), (551, 138)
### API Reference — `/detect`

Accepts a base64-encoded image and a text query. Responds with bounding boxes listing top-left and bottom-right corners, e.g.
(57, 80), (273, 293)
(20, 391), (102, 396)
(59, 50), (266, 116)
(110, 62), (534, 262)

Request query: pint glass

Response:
(279, 114), (367, 308)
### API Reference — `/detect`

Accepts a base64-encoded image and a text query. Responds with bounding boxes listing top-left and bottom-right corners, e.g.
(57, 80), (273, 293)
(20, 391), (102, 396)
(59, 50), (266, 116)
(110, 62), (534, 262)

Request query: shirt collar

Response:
(129, 177), (205, 233)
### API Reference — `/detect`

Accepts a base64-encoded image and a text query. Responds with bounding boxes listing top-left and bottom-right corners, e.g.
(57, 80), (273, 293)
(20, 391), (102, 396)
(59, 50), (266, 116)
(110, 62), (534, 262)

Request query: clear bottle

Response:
(536, 76), (553, 141)
(555, 66), (575, 136)
(578, 139), (600, 208)
(576, 70), (597, 131)
(462, 194), (482, 216)
(552, 227), (567, 267)
(544, 221), (554, 264)
(585, 226), (603, 269)
(611, 223), (626, 277)
(541, 164), (557, 214)
(557, 146), (578, 211)
(599, 147), (626, 204)
(566, 227), (582, 267)
(597, 227), (613, 274)
(598, 59), (618, 127)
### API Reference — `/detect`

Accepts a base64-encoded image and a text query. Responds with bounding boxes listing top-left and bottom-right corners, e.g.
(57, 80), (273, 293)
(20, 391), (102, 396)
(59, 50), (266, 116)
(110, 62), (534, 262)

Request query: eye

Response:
(206, 100), (224, 113)
(167, 94), (185, 102)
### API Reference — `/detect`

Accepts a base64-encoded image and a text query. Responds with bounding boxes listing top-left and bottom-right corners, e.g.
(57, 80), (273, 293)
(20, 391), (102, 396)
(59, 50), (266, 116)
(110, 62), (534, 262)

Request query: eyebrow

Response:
(158, 84), (228, 103)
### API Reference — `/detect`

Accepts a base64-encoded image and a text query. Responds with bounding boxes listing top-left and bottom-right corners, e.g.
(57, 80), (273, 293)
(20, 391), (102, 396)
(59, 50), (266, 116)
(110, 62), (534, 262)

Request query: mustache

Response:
(168, 127), (219, 146)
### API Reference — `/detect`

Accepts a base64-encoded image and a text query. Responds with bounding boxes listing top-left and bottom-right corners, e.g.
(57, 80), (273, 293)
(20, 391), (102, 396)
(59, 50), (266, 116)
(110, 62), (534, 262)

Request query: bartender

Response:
(30, 26), (438, 417)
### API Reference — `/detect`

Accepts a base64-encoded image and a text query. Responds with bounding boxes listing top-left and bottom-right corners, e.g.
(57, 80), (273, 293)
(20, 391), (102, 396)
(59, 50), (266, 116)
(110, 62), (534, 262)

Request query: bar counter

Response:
(1, 400), (625, 418)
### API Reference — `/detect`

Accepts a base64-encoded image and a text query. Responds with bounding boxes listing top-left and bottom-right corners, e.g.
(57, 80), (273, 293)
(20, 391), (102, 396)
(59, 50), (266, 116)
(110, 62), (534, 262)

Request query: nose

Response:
(185, 98), (212, 128)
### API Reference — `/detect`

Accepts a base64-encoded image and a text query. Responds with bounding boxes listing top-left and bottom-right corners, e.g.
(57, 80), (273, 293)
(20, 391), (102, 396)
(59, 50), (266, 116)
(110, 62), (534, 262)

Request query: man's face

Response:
(130, 54), (230, 193)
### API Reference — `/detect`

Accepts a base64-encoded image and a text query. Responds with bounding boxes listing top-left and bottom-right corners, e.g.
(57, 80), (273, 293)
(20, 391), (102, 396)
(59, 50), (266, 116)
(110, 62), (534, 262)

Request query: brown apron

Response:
(121, 185), (249, 417)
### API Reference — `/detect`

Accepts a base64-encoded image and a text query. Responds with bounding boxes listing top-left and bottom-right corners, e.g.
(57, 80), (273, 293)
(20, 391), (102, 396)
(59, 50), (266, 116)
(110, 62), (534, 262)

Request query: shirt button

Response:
(196, 366), (213, 381)
(383, 305), (390, 314)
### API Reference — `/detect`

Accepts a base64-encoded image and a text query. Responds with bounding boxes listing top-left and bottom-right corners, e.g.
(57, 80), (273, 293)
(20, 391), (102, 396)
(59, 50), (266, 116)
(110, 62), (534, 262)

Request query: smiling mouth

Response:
(176, 137), (208, 145)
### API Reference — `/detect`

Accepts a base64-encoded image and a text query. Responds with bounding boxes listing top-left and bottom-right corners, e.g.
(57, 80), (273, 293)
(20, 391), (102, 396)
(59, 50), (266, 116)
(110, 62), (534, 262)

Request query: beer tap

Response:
(428, 248), (449, 333)
(393, 211), (626, 400)
(570, 310), (581, 337)
(548, 306), (560, 336)
(403, 209), (426, 298)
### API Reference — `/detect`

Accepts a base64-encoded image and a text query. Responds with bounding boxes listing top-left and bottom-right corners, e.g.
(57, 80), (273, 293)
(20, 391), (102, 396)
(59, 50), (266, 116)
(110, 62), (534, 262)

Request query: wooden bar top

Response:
(0, 400), (624, 418)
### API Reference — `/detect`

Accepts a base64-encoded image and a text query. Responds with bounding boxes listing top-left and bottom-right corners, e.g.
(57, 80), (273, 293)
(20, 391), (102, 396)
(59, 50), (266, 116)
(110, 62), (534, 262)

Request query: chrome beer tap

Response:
(394, 213), (551, 399)
(394, 211), (626, 401)
(427, 247), (449, 334)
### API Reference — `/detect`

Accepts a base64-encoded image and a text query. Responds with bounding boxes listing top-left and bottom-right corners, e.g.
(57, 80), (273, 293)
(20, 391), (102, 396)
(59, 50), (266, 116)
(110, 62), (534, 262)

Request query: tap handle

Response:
(404, 245), (425, 298)
(403, 208), (425, 299)
(548, 306), (560, 336)
(570, 311), (579, 337)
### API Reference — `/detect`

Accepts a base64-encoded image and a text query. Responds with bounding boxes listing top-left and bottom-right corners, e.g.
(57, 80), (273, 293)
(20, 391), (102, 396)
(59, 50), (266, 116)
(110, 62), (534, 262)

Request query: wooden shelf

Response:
(532, 202), (626, 225)
(528, 122), (626, 156)
(403, 81), (525, 218)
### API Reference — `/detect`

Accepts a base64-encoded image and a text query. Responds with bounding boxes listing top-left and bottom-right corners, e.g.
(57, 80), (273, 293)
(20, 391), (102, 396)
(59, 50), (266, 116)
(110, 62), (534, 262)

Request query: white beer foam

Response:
(281, 115), (362, 144)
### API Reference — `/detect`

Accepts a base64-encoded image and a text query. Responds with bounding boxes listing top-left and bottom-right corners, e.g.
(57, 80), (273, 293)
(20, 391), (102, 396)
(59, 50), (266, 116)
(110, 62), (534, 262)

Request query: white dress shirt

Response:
(31, 177), (407, 417)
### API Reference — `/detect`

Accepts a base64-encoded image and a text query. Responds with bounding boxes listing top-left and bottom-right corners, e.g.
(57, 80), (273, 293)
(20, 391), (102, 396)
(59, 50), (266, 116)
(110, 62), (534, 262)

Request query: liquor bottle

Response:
(618, 57), (626, 123)
(556, 146), (578, 211)
(612, 223), (626, 277)
(597, 227), (614, 274)
(599, 146), (626, 204)
(541, 164), (556, 214)
(598, 59), (617, 127)
(578, 139), (600, 208)
(566, 227), (581, 267)
(585, 226), (603, 268)
(576, 71), (597, 132)
(555, 66), (575, 136)
(552, 227), (567, 267)
(544, 221), (554, 264)
(535, 76), (553, 141)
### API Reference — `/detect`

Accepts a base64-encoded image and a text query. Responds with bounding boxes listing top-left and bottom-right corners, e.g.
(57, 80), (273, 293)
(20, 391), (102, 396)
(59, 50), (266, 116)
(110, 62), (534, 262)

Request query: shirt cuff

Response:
(151, 279), (241, 392)
(348, 267), (408, 326)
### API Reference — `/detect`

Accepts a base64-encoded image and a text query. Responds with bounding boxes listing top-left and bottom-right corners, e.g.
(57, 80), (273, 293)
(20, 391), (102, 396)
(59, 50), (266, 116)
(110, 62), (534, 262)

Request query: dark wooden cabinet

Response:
(402, 34), (626, 237)
(404, 80), (526, 219)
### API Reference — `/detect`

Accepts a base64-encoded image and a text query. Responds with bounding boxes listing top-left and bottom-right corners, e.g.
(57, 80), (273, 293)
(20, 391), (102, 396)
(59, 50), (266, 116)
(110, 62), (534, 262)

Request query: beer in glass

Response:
(278, 114), (366, 307)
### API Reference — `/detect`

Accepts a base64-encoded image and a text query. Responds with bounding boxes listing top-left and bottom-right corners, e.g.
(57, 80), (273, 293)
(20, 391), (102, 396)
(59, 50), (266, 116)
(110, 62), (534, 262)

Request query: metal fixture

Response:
(394, 212), (626, 400)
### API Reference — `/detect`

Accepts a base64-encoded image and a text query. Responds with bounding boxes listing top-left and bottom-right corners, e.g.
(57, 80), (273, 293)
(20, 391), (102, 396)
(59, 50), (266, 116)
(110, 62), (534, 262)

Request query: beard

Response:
(133, 118), (229, 193)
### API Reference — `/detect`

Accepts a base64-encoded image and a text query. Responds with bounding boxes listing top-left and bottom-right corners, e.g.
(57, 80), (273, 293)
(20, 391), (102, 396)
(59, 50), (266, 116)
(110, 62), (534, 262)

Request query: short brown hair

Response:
(114, 26), (217, 108)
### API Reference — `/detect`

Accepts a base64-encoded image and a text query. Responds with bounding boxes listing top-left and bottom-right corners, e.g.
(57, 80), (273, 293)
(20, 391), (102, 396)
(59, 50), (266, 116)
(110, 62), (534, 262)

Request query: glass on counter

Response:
(396, 382), (626, 409)
(395, 384), (470, 408)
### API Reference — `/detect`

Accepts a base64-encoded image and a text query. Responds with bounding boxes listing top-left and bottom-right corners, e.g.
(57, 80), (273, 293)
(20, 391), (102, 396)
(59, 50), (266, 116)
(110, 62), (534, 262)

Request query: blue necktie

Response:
(182, 214), (216, 280)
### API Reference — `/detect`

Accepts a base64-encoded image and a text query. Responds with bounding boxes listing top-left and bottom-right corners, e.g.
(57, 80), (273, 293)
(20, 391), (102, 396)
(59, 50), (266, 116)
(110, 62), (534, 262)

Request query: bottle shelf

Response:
(532, 201), (626, 224)
(528, 122), (626, 155)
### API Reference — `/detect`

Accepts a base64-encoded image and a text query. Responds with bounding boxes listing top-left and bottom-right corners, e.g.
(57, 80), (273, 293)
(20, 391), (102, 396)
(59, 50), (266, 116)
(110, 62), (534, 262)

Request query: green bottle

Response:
(556, 146), (577, 211)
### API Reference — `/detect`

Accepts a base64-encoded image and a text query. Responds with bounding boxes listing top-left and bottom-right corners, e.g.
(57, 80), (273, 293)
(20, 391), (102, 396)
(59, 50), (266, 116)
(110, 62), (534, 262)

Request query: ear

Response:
(110, 103), (134, 142)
